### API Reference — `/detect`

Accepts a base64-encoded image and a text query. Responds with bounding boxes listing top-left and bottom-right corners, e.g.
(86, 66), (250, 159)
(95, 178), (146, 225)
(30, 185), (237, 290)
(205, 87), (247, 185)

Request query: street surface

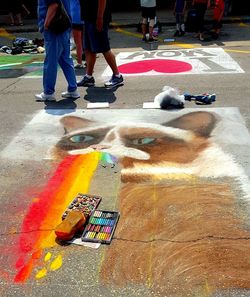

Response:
(0, 14), (250, 297)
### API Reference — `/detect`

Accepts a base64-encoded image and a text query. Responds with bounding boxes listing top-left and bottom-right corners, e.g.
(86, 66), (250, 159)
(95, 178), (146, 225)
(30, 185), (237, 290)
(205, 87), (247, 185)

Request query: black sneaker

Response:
(174, 30), (180, 37)
(104, 74), (124, 88)
(148, 37), (157, 43)
(77, 75), (95, 87)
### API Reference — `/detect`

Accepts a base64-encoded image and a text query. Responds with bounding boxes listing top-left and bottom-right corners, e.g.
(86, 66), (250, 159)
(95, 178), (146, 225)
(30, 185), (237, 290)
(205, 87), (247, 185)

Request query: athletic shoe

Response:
(74, 63), (84, 69)
(77, 75), (95, 87)
(148, 37), (158, 43)
(174, 30), (180, 37)
(104, 74), (124, 88)
(61, 90), (80, 99)
(35, 92), (56, 102)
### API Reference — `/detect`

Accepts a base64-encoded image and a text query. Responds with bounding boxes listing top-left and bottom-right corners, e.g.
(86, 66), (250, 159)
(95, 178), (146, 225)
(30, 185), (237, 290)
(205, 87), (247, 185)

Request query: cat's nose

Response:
(90, 144), (111, 151)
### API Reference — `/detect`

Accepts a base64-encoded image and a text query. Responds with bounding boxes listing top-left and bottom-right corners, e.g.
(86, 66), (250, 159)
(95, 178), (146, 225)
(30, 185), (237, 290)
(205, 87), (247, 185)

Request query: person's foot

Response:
(61, 90), (80, 99)
(148, 37), (157, 43)
(142, 36), (147, 42)
(77, 75), (95, 87)
(174, 30), (180, 37)
(74, 63), (84, 69)
(35, 92), (56, 102)
(212, 32), (219, 39)
(199, 34), (205, 41)
(104, 74), (124, 89)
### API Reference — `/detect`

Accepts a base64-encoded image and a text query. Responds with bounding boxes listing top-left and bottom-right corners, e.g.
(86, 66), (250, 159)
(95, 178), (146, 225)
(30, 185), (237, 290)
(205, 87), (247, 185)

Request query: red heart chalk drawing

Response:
(118, 59), (192, 74)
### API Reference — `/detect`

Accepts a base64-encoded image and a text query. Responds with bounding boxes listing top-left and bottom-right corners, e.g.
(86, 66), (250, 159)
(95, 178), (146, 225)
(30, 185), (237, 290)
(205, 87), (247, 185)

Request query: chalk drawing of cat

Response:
(53, 111), (250, 296)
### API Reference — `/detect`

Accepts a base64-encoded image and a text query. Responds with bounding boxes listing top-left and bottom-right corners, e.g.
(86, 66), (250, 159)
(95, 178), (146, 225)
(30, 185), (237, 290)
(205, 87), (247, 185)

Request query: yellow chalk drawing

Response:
(44, 252), (52, 262)
(0, 28), (15, 39)
(50, 255), (63, 271)
(36, 253), (63, 280)
(35, 268), (47, 279)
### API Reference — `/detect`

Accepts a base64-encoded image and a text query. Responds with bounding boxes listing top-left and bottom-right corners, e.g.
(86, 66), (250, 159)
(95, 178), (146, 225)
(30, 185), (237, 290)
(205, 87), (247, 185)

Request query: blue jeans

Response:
(43, 29), (77, 94)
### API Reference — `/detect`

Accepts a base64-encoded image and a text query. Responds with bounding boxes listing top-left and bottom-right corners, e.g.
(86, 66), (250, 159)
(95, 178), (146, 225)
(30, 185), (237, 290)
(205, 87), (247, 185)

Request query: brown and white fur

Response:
(53, 111), (250, 297)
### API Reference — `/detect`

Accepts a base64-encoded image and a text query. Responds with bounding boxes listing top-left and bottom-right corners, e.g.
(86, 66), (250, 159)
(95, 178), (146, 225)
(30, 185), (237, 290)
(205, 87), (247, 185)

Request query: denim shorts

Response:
(84, 21), (110, 54)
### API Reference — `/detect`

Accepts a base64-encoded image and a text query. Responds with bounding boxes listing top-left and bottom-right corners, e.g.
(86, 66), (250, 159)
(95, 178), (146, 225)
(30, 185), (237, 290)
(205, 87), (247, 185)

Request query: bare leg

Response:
(103, 50), (119, 75)
(85, 49), (96, 76)
(16, 13), (23, 25)
(8, 13), (14, 25)
(149, 26), (153, 38)
(72, 29), (83, 65)
(141, 23), (147, 39)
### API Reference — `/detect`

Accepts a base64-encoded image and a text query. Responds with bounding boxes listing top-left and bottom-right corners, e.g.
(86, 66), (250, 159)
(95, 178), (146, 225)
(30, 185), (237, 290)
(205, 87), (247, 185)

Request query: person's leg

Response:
(58, 30), (78, 92)
(85, 49), (96, 76)
(148, 18), (155, 39)
(8, 13), (15, 25)
(43, 31), (59, 94)
(72, 27), (83, 65)
(141, 17), (147, 40)
(16, 13), (23, 25)
(148, 7), (156, 40)
(175, 14), (181, 36)
(195, 3), (206, 40)
(141, 6), (148, 41)
(180, 14), (185, 35)
(77, 22), (96, 87)
(103, 50), (119, 75)
(35, 30), (58, 100)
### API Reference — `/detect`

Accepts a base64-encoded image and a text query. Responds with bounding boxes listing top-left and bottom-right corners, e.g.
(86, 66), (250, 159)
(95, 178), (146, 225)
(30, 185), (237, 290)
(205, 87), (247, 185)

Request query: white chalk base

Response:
(143, 102), (161, 109)
(87, 102), (109, 109)
(68, 238), (101, 249)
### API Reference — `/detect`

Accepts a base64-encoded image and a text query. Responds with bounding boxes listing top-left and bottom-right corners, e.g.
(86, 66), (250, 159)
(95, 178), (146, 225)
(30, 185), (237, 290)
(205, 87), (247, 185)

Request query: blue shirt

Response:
(37, 0), (71, 32)
(70, 0), (83, 25)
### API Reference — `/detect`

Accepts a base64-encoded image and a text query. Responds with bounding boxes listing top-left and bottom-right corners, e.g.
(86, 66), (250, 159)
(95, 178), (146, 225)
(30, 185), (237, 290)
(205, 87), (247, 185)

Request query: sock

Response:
(115, 74), (121, 78)
(85, 74), (93, 79)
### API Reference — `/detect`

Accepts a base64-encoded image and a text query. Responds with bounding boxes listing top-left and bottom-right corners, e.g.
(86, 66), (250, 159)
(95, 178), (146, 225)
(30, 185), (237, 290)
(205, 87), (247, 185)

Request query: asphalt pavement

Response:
(0, 7), (250, 297)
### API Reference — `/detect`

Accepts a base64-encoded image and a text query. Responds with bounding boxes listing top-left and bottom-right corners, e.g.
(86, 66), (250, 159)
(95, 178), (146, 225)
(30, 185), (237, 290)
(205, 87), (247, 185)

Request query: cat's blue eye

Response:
(70, 135), (94, 143)
(132, 138), (155, 145)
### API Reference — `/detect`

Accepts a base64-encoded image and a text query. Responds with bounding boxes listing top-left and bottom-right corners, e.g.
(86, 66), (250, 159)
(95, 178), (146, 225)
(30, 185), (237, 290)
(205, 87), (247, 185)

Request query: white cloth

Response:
(140, 0), (156, 8)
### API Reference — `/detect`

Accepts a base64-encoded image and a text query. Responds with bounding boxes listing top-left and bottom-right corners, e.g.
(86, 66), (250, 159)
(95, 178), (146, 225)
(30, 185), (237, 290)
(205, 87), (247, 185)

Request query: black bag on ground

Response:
(48, 1), (71, 34)
(185, 8), (198, 32)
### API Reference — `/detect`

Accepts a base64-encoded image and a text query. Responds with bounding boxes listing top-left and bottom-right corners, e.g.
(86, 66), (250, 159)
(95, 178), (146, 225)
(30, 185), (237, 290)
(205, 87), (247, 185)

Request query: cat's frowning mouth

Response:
(68, 146), (150, 160)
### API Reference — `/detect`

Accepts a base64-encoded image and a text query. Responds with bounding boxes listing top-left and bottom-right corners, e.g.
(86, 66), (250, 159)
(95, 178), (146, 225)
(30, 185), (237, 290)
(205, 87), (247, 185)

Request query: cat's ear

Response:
(165, 111), (217, 137)
(60, 116), (94, 133)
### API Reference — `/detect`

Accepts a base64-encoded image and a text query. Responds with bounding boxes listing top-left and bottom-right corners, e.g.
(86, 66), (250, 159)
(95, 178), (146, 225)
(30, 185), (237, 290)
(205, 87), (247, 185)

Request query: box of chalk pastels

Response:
(62, 194), (102, 220)
(81, 210), (120, 244)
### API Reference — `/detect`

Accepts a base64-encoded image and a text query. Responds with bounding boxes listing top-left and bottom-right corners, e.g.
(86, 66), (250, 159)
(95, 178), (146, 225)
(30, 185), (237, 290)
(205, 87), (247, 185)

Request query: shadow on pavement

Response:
(84, 86), (117, 103)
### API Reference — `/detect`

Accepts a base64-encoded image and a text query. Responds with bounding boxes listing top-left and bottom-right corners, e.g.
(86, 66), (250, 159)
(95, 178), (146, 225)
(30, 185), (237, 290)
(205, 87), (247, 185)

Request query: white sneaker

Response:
(61, 90), (80, 99)
(35, 92), (56, 102)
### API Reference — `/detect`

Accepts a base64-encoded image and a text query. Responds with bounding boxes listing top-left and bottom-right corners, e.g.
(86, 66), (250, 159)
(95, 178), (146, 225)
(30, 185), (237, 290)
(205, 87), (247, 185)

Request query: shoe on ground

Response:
(35, 92), (56, 102)
(74, 63), (84, 69)
(148, 37), (157, 43)
(77, 75), (95, 87)
(104, 74), (124, 89)
(174, 30), (180, 37)
(199, 34), (205, 41)
(61, 90), (80, 99)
